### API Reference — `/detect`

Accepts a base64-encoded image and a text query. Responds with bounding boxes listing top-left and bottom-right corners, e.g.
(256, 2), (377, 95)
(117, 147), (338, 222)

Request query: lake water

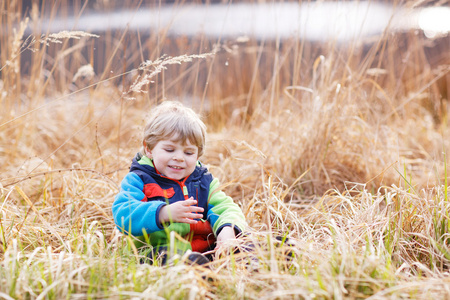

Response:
(39, 1), (449, 42)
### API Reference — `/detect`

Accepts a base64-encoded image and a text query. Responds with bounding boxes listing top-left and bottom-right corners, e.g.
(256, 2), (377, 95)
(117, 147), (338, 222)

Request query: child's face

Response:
(146, 138), (199, 181)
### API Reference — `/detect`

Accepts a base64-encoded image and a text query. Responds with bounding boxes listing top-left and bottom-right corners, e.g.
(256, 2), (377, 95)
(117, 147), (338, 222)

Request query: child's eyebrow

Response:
(161, 142), (175, 147)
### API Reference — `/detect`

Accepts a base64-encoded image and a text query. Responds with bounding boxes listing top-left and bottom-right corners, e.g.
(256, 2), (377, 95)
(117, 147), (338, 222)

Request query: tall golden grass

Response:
(1, 0), (450, 298)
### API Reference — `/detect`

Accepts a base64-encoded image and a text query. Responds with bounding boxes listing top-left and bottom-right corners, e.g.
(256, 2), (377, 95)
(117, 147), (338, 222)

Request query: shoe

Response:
(186, 251), (210, 265)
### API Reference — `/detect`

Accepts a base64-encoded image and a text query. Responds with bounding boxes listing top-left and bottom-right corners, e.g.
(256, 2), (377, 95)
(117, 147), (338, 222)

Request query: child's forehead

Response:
(161, 135), (197, 147)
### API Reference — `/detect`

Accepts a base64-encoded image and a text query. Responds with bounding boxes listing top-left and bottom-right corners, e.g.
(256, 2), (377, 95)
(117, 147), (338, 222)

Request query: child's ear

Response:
(143, 142), (152, 158)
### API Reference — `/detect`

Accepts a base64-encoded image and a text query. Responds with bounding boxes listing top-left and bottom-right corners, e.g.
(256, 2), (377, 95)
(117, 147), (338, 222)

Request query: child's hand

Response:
(214, 226), (236, 258)
(159, 197), (204, 224)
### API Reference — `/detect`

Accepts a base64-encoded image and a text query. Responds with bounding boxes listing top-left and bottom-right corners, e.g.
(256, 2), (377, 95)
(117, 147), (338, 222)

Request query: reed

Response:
(1, 0), (450, 298)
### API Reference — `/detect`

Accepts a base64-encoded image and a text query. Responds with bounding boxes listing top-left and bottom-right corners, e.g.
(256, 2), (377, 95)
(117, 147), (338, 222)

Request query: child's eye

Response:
(185, 152), (194, 155)
(165, 149), (174, 153)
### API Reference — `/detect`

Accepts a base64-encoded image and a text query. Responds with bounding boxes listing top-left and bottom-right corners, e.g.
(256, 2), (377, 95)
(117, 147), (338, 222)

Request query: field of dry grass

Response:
(1, 0), (450, 299)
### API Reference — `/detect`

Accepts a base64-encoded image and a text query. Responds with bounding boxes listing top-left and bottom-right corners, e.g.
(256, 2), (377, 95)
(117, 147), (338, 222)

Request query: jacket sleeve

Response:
(112, 172), (166, 236)
(206, 178), (247, 236)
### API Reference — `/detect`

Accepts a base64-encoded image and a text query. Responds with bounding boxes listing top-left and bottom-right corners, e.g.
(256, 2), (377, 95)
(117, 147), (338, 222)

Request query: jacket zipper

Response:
(153, 165), (190, 200)
(159, 174), (189, 200)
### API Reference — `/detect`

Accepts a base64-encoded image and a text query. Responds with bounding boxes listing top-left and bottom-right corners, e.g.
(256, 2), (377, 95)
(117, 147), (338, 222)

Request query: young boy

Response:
(112, 101), (247, 264)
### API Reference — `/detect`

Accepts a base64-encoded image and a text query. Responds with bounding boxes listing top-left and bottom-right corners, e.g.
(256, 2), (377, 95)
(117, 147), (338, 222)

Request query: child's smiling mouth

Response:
(169, 165), (183, 170)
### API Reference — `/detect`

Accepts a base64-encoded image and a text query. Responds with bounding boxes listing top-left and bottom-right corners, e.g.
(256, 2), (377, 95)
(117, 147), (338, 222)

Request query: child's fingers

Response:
(187, 212), (204, 219)
(179, 203), (203, 213)
(183, 198), (199, 206)
(181, 199), (204, 212)
(183, 217), (200, 224)
(188, 206), (204, 213)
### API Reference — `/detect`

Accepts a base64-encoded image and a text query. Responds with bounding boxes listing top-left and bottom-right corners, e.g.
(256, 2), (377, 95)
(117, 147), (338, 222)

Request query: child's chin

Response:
(166, 172), (185, 180)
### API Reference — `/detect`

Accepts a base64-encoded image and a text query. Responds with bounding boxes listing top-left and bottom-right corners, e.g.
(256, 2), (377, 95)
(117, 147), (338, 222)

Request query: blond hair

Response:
(141, 101), (207, 157)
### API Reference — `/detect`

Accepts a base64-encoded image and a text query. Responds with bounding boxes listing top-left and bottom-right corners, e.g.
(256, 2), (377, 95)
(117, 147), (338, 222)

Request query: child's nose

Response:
(173, 152), (184, 161)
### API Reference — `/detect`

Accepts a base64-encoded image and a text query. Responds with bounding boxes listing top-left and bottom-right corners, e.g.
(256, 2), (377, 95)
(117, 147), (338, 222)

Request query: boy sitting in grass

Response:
(112, 101), (247, 265)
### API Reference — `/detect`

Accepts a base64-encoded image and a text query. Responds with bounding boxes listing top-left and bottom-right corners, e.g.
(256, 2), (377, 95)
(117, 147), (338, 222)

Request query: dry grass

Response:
(1, 0), (450, 298)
